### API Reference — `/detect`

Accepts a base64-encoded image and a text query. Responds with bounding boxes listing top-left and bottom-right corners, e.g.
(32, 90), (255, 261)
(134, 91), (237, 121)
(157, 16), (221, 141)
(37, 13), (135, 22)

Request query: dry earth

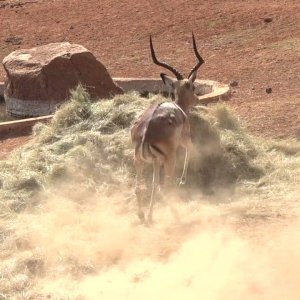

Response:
(0, 0), (299, 140)
(0, 2), (300, 298)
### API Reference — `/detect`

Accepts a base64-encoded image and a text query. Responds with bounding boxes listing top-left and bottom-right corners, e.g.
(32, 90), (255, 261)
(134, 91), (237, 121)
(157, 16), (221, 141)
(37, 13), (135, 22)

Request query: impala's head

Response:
(150, 33), (204, 109)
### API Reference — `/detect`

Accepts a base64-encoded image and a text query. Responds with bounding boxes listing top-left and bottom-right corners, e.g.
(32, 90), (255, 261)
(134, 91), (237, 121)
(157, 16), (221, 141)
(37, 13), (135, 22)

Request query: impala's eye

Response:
(192, 85), (196, 91)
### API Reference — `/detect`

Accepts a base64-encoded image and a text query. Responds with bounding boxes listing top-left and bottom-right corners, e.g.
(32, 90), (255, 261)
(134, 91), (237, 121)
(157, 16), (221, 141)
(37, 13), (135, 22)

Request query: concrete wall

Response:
(114, 78), (230, 104)
(0, 78), (230, 107)
(0, 78), (230, 138)
(0, 115), (52, 137)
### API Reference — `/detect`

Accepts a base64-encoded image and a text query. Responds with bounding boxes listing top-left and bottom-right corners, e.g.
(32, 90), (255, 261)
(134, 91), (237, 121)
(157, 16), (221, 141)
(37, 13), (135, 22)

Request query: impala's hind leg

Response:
(147, 158), (160, 224)
(164, 152), (176, 189)
(134, 150), (145, 222)
(164, 152), (180, 221)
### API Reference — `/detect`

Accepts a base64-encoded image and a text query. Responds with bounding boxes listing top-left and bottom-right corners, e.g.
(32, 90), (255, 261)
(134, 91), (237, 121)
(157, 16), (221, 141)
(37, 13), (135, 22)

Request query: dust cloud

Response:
(1, 89), (300, 299)
(13, 187), (300, 300)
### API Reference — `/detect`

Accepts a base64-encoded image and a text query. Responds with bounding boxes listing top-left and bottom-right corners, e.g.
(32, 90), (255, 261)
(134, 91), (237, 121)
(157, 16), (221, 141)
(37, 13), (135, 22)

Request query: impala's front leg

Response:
(179, 147), (189, 186)
(179, 123), (192, 186)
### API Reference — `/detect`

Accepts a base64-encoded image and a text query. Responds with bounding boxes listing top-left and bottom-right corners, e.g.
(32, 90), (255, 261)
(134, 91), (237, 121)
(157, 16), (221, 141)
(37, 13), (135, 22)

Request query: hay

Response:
(188, 104), (265, 191)
(0, 85), (299, 213)
(0, 86), (158, 212)
(0, 85), (300, 299)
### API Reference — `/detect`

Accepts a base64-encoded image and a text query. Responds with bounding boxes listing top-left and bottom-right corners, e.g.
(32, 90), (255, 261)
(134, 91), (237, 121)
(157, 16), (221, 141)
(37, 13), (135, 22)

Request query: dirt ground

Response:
(0, 0), (299, 158)
(0, 2), (300, 298)
(0, 134), (29, 159)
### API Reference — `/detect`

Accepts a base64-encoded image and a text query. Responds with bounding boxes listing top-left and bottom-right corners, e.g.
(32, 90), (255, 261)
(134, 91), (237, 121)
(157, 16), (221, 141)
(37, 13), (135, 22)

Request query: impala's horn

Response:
(150, 35), (183, 80)
(188, 32), (205, 79)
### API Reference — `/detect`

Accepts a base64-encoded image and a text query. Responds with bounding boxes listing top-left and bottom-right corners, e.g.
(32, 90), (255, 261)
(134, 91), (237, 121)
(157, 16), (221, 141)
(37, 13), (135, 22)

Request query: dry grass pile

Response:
(0, 85), (300, 299)
(0, 85), (286, 213)
(0, 86), (143, 214)
(188, 105), (265, 191)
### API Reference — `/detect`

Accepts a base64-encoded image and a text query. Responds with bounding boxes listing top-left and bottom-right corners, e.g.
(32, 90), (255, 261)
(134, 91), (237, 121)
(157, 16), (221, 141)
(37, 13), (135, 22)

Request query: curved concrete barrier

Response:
(0, 115), (52, 138)
(0, 78), (230, 138)
(114, 78), (230, 104)
(0, 77), (230, 106)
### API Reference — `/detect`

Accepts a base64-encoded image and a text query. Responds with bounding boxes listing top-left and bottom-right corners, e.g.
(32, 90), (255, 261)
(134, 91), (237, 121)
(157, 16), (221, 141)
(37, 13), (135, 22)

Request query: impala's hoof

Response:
(145, 214), (153, 226)
(177, 177), (186, 187)
(138, 210), (145, 222)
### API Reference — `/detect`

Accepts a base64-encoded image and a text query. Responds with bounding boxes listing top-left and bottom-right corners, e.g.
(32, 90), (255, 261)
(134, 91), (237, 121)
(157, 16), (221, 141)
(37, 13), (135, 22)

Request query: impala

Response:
(131, 33), (204, 223)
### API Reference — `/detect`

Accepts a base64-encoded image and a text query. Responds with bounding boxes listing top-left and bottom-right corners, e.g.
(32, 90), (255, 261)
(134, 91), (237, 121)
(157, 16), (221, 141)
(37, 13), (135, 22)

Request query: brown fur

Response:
(131, 34), (204, 224)
(131, 80), (197, 223)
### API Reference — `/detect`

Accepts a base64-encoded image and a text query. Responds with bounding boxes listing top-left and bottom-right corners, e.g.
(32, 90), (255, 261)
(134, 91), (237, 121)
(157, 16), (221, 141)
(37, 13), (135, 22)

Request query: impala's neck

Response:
(175, 96), (191, 114)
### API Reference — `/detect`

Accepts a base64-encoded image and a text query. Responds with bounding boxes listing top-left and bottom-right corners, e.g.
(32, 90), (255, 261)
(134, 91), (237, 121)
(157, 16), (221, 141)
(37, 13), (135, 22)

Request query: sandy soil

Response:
(0, 0), (299, 154)
(0, 134), (30, 159)
(0, 3), (300, 298)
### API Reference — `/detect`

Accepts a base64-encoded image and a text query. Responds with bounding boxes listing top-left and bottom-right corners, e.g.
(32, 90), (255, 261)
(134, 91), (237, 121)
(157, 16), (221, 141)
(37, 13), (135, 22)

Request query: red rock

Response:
(2, 42), (123, 117)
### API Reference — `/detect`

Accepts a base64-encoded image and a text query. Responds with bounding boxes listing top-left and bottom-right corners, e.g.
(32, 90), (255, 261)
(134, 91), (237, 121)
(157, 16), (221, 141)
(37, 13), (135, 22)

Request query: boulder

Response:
(2, 42), (123, 117)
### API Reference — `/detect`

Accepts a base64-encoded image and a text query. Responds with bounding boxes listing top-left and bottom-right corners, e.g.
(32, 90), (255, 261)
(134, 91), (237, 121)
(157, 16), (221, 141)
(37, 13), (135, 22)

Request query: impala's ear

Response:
(188, 70), (197, 83)
(160, 73), (176, 89)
